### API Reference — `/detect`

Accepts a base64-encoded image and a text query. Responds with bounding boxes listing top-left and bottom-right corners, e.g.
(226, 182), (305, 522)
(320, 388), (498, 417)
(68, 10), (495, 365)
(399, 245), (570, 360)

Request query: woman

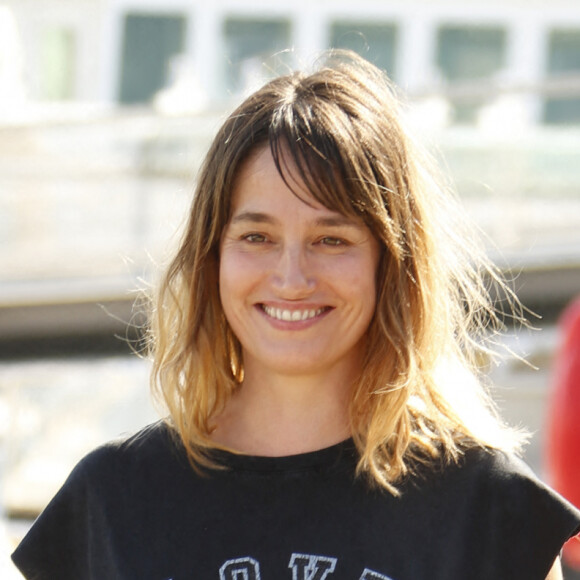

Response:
(12, 51), (580, 579)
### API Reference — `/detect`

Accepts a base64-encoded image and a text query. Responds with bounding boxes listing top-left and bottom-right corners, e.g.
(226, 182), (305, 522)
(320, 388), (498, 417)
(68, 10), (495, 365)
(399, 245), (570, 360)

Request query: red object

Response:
(546, 297), (580, 568)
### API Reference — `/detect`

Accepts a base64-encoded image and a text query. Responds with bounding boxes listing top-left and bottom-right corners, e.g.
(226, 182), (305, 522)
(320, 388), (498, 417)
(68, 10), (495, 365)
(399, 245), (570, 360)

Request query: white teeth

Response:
(263, 305), (325, 321)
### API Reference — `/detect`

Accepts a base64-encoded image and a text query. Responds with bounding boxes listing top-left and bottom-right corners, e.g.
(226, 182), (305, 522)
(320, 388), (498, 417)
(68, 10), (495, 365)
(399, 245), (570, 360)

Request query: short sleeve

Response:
(11, 449), (103, 579)
(12, 445), (129, 580)
(487, 450), (580, 577)
(11, 422), (181, 580)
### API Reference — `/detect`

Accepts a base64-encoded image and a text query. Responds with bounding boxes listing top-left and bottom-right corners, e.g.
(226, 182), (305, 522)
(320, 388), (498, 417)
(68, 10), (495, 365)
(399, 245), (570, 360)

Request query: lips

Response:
(261, 304), (330, 322)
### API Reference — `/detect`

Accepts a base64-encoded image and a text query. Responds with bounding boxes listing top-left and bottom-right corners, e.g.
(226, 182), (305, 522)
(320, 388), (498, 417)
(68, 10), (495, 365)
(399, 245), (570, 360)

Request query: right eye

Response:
(242, 233), (268, 243)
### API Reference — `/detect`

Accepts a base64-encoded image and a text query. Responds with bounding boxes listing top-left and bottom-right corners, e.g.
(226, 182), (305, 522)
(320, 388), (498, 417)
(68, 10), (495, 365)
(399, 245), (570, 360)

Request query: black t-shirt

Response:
(12, 421), (580, 579)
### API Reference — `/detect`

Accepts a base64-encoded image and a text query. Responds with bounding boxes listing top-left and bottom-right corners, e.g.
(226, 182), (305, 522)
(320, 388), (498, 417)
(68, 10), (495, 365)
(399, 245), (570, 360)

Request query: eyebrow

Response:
(230, 212), (276, 225)
(230, 211), (362, 229)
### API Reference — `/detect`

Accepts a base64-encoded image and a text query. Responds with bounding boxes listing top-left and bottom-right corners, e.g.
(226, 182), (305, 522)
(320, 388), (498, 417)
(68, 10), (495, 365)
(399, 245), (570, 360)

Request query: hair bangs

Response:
(267, 89), (368, 221)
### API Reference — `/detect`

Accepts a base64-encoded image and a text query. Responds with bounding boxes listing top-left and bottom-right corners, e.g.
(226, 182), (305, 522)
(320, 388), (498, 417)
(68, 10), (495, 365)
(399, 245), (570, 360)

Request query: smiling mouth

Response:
(261, 305), (330, 322)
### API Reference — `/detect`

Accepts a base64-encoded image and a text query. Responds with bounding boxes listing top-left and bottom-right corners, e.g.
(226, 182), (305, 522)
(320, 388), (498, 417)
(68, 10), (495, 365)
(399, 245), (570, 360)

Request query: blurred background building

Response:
(1, 0), (580, 576)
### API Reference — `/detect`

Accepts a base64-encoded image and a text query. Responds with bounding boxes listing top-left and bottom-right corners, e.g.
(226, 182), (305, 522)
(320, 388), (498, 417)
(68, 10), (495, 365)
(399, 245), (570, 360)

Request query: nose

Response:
(271, 244), (316, 297)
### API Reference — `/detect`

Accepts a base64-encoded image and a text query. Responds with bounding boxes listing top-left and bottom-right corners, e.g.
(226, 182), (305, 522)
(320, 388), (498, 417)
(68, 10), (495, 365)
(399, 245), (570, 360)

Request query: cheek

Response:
(335, 254), (378, 298)
(220, 250), (254, 284)
(348, 256), (379, 326)
(218, 250), (262, 315)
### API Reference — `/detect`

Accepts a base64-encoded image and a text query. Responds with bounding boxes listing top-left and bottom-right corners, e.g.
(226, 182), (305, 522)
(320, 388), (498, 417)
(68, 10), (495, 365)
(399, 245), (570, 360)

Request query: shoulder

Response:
(79, 420), (180, 465)
(65, 420), (187, 490)
(452, 446), (558, 498)
(454, 445), (536, 484)
(431, 445), (570, 509)
(413, 445), (580, 542)
(437, 447), (579, 566)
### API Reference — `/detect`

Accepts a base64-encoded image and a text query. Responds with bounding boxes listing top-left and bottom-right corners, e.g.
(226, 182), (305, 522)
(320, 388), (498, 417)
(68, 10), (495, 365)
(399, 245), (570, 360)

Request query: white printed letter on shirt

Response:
(219, 557), (261, 580)
(289, 553), (337, 580)
(360, 568), (393, 580)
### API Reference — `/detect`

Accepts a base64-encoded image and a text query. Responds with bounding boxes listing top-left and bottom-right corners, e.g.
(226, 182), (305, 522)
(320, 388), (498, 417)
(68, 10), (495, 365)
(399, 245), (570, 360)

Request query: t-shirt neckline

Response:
(210, 437), (357, 472)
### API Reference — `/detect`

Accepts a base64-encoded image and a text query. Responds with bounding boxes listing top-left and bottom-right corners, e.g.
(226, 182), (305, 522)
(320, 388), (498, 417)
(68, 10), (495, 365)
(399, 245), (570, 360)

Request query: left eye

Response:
(320, 237), (345, 246)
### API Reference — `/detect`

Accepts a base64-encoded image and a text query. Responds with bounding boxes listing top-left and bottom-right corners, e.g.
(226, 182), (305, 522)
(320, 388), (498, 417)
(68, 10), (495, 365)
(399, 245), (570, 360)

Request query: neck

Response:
(211, 365), (355, 456)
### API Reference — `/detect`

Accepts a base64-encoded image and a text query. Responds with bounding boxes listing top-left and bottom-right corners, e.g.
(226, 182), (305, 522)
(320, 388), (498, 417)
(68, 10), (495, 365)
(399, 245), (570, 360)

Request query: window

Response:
(544, 29), (580, 124)
(436, 25), (506, 124)
(41, 27), (76, 100)
(329, 22), (398, 79)
(119, 13), (187, 105)
(223, 18), (291, 95)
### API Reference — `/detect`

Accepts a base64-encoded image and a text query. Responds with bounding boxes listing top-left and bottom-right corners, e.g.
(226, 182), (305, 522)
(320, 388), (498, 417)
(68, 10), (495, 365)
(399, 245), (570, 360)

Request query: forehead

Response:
(231, 144), (355, 217)
(234, 145), (280, 186)
(230, 145), (319, 211)
(234, 145), (300, 189)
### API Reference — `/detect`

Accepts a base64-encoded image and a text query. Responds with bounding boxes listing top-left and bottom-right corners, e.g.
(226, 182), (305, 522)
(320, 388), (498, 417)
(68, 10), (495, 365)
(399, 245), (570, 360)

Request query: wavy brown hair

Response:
(149, 50), (524, 493)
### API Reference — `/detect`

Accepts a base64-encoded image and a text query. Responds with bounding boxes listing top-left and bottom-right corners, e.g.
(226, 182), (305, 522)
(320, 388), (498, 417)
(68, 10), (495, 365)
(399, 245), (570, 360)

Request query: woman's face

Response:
(219, 146), (380, 381)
